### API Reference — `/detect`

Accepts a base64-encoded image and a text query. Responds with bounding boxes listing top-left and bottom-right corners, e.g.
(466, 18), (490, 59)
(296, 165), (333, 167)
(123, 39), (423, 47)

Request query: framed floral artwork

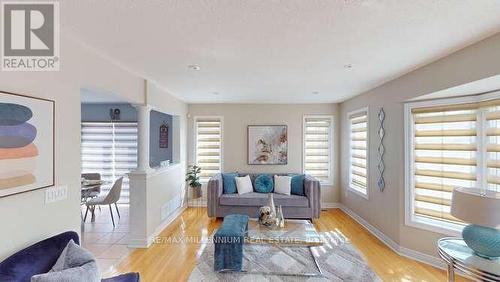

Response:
(248, 125), (287, 165)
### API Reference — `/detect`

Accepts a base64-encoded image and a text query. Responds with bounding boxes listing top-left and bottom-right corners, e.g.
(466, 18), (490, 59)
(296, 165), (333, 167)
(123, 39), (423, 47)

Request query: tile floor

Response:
(81, 204), (131, 278)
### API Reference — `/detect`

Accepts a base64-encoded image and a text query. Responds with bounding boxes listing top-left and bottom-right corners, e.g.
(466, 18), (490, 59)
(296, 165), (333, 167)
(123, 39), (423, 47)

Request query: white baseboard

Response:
(147, 204), (187, 247)
(128, 204), (187, 248)
(321, 202), (341, 209)
(188, 199), (207, 207)
(337, 204), (449, 271)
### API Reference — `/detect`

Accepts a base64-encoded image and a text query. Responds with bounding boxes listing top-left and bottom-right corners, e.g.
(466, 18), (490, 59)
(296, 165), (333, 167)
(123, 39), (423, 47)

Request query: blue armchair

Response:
(0, 231), (139, 282)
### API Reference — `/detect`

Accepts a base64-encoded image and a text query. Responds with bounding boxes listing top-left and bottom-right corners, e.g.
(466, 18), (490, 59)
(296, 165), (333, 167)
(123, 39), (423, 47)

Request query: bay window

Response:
(405, 93), (500, 233)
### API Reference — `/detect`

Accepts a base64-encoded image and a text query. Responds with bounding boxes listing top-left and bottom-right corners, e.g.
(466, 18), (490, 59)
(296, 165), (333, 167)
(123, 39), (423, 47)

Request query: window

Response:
(81, 122), (138, 204)
(348, 108), (369, 198)
(405, 93), (500, 233)
(303, 115), (333, 184)
(195, 117), (223, 183)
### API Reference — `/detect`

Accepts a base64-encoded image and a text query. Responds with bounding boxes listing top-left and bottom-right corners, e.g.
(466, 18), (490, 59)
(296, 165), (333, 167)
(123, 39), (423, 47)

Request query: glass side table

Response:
(438, 237), (500, 282)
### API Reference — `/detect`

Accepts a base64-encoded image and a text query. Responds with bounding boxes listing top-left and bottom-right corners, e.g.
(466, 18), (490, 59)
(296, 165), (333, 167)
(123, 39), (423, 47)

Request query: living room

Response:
(1, 1), (500, 282)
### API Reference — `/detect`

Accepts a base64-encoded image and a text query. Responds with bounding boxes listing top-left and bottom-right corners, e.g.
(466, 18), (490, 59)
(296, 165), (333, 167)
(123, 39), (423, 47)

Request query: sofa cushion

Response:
(235, 175), (253, 195)
(53, 240), (92, 270)
(274, 175), (291, 195)
(290, 174), (305, 196)
(222, 173), (238, 194)
(31, 240), (100, 282)
(219, 192), (309, 207)
(254, 174), (273, 193)
(31, 262), (99, 282)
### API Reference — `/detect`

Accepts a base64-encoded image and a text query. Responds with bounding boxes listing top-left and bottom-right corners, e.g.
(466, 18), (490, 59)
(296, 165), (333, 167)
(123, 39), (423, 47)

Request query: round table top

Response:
(438, 237), (500, 278)
(81, 180), (111, 191)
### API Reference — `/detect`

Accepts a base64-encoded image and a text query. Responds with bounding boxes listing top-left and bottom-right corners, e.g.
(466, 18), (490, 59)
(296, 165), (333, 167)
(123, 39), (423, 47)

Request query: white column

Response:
(135, 104), (152, 172)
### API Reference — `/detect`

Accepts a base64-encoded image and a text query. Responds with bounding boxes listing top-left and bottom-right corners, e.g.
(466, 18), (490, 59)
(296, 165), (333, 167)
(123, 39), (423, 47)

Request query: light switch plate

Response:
(45, 185), (68, 204)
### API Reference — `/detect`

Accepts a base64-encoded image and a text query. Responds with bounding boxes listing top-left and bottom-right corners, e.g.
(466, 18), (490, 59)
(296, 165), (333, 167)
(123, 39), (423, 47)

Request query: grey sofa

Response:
(207, 173), (321, 219)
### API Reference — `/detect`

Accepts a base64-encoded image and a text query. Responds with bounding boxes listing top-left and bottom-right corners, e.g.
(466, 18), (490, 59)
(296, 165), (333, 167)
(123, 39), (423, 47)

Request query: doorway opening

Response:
(80, 87), (137, 275)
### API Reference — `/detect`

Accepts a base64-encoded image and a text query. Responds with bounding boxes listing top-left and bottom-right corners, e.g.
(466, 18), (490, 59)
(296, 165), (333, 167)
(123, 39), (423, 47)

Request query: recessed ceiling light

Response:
(188, 64), (201, 71)
(312, 91), (319, 95)
(344, 64), (352, 69)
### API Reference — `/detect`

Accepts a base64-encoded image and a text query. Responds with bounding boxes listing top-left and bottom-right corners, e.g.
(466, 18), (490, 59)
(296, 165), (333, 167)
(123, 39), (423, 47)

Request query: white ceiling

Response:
(63, 1), (500, 103)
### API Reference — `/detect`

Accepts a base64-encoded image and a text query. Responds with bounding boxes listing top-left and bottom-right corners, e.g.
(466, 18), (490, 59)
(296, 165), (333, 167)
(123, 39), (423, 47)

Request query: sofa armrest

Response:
(207, 173), (223, 217)
(304, 175), (321, 219)
(0, 231), (79, 282)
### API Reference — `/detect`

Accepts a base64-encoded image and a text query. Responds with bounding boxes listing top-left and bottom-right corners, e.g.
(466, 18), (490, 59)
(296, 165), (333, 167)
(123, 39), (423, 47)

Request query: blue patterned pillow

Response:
(222, 173), (239, 194)
(290, 174), (305, 196)
(254, 174), (273, 193)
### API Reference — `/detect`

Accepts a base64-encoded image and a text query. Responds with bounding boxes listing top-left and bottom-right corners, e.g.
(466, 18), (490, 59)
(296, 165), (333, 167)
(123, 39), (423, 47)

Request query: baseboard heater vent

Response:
(161, 194), (182, 221)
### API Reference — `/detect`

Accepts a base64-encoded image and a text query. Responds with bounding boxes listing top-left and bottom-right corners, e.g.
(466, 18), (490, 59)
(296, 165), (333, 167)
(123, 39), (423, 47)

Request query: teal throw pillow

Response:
(290, 174), (305, 196)
(254, 174), (273, 193)
(222, 172), (238, 194)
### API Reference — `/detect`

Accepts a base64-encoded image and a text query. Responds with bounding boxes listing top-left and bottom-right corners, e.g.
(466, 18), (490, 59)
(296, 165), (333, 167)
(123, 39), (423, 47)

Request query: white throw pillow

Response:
(274, 175), (292, 195)
(235, 175), (253, 195)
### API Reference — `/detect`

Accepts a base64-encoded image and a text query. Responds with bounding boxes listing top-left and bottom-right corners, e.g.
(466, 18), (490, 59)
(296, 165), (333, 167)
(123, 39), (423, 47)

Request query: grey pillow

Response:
(31, 240), (100, 282)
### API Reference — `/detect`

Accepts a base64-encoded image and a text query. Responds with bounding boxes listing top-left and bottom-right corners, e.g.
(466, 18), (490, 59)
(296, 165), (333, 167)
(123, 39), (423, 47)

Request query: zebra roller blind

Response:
(349, 110), (368, 196)
(81, 122), (138, 204)
(485, 102), (500, 192)
(195, 117), (222, 183)
(303, 116), (333, 184)
(410, 99), (500, 224)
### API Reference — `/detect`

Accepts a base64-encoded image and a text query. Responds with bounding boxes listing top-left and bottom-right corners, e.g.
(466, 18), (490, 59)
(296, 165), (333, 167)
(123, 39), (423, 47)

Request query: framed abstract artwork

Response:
(0, 91), (55, 197)
(248, 125), (287, 165)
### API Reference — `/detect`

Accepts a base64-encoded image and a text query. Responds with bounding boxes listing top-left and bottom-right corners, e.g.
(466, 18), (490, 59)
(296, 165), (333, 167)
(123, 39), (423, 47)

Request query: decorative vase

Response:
(192, 185), (202, 199)
(463, 224), (500, 259)
(277, 205), (285, 228)
(267, 193), (276, 218)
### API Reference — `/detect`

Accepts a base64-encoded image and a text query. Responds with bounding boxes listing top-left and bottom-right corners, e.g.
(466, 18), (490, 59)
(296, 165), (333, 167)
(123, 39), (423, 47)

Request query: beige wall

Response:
(0, 33), (189, 260)
(187, 103), (340, 204)
(339, 32), (500, 257)
(0, 34), (145, 260)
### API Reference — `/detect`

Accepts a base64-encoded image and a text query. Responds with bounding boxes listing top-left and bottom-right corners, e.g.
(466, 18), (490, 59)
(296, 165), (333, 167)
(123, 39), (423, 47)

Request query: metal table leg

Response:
(447, 262), (455, 282)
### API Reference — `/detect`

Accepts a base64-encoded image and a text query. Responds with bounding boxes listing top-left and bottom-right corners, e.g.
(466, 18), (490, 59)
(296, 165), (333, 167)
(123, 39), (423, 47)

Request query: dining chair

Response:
(84, 177), (123, 227)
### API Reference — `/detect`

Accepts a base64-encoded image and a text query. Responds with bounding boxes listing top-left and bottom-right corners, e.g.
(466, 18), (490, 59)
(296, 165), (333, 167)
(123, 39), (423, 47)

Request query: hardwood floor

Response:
(108, 208), (468, 281)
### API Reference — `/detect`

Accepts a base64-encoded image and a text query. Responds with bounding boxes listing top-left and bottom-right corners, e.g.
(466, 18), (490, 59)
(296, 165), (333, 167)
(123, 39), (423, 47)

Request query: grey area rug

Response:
(189, 231), (381, 281)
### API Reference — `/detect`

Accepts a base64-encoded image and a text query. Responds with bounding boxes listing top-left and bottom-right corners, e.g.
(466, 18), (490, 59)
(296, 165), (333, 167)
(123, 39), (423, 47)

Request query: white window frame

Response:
(404, 91), (500, 235)
(193, 116), (224, 183)
(348, 107), (369, 200)
(302, 115), (334, 185)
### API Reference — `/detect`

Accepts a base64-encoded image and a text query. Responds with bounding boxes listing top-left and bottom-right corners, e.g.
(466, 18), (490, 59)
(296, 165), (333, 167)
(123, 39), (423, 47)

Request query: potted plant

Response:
(185, 165), (202, 199)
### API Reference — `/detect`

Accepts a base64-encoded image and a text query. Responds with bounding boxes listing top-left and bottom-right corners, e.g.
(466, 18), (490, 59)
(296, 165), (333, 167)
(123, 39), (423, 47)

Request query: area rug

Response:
(188, 230), (381, 281)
